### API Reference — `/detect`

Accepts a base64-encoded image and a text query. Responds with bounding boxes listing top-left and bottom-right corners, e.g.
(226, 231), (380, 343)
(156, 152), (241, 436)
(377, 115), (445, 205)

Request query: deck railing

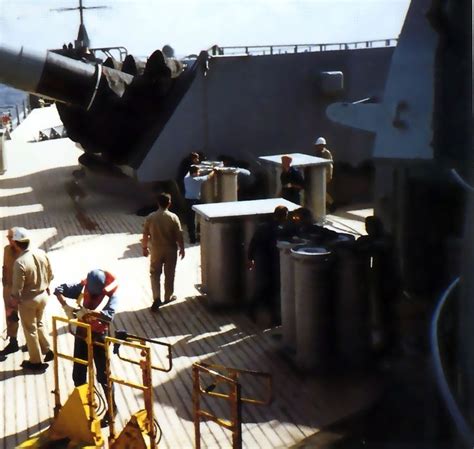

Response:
(209, 38), (398, 57)
(0, 98), (31, 131)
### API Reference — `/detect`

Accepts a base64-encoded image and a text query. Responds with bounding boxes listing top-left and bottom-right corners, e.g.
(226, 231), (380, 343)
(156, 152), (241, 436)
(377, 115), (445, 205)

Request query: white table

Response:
(193, 198), (299, 307)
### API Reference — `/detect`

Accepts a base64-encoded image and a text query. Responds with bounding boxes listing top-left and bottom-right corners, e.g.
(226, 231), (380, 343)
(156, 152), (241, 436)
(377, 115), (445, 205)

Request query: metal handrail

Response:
(430, 277), (474, 446)
(52, 316), (96, 419)
(209, 38), (398, 57)
(105, 337), (157, 449)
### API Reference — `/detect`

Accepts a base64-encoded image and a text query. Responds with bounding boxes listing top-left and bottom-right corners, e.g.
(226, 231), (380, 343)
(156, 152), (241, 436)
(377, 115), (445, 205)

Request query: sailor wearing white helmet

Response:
(10, 227), (54, 372)
(314, 137), (334, 208)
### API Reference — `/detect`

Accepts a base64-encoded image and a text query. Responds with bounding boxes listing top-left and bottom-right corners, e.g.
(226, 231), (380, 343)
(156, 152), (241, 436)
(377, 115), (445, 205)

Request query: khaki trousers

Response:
(18, 292), (50, 364)
(3, 285), (19, 338)
(150, 247), (178, 302)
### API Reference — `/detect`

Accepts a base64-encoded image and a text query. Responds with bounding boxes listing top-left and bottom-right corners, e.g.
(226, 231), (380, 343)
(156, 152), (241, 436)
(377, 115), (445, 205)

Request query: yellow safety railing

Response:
(113, 330), (173, 372)
(52, 316), (96, 420)
(105, 335), (173, 449)
(192, 362), (273, 449)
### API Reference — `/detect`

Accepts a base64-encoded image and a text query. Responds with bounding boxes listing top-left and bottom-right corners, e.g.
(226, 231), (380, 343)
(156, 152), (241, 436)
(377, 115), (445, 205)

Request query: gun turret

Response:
(0, 43), (206, 172)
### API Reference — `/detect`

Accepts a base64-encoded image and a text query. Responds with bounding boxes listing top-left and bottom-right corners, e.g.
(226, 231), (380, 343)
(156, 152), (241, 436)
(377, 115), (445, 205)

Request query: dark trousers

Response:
(73, 334), (115, 409)
(248, 266), (280, 325)
(185, 199), (200, 242)
(282, 188), (301, 205)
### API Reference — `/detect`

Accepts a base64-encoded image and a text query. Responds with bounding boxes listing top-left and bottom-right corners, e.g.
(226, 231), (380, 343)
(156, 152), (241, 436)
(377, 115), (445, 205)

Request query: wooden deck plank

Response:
(0, 108), (380, 448)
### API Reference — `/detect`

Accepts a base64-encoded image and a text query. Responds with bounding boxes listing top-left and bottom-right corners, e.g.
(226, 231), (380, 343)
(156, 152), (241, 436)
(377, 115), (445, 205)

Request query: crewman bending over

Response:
(54, 269), (119, 427)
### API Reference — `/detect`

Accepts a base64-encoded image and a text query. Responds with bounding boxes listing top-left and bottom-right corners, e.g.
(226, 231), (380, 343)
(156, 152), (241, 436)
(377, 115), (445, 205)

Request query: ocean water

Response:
(0, 84), (28, 116)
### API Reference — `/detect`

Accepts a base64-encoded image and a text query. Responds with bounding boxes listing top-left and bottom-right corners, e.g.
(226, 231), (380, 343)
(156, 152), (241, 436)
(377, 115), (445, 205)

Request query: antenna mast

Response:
(51, 0), (109, 49)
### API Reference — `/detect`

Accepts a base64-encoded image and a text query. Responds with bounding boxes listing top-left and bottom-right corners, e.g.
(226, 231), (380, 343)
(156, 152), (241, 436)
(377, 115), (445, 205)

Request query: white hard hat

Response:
(12, 227), (30, 242)
(315, 137), (326, 145)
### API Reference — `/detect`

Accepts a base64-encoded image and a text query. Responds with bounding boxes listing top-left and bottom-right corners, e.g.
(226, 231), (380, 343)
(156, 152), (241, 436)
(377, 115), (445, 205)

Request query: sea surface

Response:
(0, 84), (28, 113)
(0, 84), (28, 129)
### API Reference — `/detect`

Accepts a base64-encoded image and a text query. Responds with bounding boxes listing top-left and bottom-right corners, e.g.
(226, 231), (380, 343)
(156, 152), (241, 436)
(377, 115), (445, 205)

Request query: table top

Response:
(193, 198), (300, 220)
(259, 152), (331, 167)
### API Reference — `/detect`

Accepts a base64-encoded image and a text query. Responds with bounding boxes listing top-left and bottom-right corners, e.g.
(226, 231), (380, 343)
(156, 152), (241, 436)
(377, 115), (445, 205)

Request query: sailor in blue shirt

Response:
(183, 166), (216, 243)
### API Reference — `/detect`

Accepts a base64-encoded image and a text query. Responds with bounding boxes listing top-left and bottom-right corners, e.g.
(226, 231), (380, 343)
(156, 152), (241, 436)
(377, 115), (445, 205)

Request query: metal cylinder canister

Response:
(206, 220), (242, 307)
(200, 173), (216, 203)
(215, 168), (238, 202)
(199, 217), (211, 292)
(277, 238), (309, 352)
(303, 165), (327, 221)
(199, 162), (223, 203)
(291, 246), (332, 372)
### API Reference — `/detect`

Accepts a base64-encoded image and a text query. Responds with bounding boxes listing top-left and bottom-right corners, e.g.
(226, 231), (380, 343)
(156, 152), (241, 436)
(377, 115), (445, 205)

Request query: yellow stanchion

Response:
(16, 316), (104, 449)
(192, 362), (272, 449)
(106, 334), (173, 449)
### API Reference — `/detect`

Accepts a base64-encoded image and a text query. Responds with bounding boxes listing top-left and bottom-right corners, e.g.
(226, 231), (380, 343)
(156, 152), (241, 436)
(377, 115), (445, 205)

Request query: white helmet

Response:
(315, 137), (326, 145)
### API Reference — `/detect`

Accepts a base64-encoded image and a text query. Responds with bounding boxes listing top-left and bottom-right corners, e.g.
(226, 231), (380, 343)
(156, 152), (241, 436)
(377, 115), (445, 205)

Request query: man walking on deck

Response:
(9, 227), (54, 372)
(0, 228), (23, 357)
(143, 193), (185, 312)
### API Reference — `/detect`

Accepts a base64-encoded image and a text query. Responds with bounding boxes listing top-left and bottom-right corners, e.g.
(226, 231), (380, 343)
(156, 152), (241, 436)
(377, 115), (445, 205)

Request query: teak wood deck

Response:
(0, 107), (377, 448)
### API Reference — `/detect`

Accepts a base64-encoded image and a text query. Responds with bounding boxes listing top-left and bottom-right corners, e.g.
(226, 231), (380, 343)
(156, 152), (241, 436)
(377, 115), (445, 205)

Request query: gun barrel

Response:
(0, 44), (100, 109)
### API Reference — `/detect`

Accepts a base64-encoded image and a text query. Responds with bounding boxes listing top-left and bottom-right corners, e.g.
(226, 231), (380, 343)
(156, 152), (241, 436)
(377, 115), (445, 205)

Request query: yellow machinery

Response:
(17, 316), (103, 448)
(17, 320), (173, 449)
(192, 362), (273, 449)
(105, 330), (172, 449)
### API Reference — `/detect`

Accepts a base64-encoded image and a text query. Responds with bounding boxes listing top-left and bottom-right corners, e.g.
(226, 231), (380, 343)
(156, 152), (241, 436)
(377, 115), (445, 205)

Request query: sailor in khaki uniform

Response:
(142, 193), (185, 312)
(10, 227), (54, 372)
(1, 228), (21, 356)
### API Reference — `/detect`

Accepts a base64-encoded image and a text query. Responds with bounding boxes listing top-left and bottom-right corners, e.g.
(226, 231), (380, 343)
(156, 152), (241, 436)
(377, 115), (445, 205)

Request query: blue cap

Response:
(86, 269), (106, 295)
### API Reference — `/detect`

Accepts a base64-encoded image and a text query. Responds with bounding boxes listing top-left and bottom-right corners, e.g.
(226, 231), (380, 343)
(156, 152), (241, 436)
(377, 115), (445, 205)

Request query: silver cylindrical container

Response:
(292, 246), (332, 372)
(216, 168), (238, 202)
(304, 165), (326, 222)
(199, 217), (211, 292)
(200, 172), (216, 203)
(206, 220), (242, 306)
(277, 239), (309, 352)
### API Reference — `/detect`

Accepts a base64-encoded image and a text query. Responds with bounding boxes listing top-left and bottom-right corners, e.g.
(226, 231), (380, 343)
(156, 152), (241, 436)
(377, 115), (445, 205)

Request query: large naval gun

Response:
(0, 43), (207, 175)
(0, 40), (396, 184)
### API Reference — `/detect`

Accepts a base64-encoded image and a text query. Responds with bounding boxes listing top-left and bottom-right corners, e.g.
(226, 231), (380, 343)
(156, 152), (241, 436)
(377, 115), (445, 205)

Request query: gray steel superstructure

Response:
(0, 40), (395, 183)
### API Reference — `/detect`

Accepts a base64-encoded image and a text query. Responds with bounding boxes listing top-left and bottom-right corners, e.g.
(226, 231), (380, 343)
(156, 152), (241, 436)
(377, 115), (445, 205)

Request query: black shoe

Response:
(44, 350), (54, 362)
(0, 339), (19, 355)
(21, 361), (48, 372)
(100, 410), (116, 428)
(151, 300), (162, 313)
(100, 416), (109, 428)
(0, 339), (20, 355)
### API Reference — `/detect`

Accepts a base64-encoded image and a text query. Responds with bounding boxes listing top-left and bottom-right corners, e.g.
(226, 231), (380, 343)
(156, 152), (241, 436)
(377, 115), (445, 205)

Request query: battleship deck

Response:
(0, 106), (378, 448)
